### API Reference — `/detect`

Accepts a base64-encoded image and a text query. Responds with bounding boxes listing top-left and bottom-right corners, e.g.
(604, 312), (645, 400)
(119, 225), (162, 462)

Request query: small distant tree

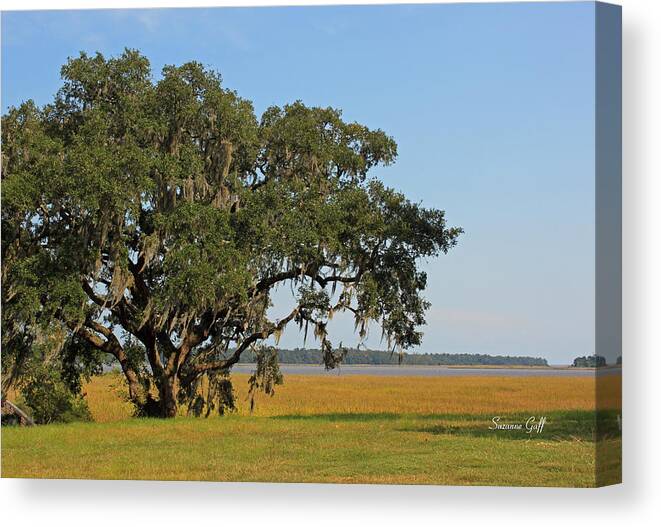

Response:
(572, 355), (607, 368)
(1, 50), (462, 417)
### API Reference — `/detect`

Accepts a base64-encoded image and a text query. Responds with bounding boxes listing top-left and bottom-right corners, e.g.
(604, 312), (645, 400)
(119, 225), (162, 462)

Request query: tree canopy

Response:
(1, 49), (462, 417)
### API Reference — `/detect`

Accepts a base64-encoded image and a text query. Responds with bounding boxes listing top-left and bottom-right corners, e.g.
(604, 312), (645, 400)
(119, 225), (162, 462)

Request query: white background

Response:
(1, 1), (659, 525)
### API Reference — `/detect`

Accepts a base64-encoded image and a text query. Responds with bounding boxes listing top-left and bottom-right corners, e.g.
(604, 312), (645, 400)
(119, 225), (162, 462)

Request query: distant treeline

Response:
(240, 348), (549, 366)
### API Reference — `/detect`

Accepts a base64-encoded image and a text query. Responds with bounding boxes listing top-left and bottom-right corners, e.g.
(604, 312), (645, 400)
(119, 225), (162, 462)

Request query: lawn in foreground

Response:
(1, 373), (621, 486)
(2, 410), (620, 486)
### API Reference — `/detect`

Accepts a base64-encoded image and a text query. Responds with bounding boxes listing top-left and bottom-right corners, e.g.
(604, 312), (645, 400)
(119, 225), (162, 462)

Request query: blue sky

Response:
(1, 3), (596, 363)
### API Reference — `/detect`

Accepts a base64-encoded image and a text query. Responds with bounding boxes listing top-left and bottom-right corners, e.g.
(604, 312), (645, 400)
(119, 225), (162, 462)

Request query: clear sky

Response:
(1, 3), (597, 364)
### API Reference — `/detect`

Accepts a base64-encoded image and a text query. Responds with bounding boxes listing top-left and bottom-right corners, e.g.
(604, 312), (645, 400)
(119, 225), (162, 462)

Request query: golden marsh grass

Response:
(81, 371), (621, 422)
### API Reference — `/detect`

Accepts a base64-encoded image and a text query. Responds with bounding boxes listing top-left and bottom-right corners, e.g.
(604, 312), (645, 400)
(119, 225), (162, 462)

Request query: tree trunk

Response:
(158, 375), (178, 418)
(121, 363), (146, 408)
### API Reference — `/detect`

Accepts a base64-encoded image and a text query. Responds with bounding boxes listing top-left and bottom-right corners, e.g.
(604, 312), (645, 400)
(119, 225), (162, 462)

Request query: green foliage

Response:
(59, 334), (107, 394)
(2, 49), (462, 417)
(19, 364), (92, 424)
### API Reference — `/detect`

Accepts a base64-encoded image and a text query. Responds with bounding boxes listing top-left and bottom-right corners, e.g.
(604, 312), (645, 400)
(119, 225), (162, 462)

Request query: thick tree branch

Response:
(163, 309), (224, 376)
(252, 267), (362, 297)
(74, 320), (145, 404)
(81, 280), (108, 308)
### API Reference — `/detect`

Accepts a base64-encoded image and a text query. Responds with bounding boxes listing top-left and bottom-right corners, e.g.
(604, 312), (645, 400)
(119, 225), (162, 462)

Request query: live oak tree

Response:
(1, 50), (462, 417)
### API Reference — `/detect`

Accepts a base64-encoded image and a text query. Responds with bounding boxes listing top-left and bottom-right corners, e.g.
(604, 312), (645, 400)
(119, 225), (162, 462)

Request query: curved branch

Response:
(188, 304), (301, 375)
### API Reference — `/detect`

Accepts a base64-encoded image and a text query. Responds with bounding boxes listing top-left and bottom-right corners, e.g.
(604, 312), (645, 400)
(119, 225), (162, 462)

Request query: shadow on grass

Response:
(273, 410), (621, 442)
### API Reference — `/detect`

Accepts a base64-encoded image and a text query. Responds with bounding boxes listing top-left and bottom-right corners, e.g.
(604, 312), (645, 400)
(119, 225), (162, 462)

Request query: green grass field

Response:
(1, 373), (621, 486)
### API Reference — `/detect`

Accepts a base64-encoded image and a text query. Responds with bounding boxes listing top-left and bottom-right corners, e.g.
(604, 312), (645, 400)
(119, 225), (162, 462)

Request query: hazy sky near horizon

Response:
(1, 3), (596, 364)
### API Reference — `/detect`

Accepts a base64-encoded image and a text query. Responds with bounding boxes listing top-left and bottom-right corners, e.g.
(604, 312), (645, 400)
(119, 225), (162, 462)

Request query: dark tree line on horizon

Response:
(239, 348), (549, 367)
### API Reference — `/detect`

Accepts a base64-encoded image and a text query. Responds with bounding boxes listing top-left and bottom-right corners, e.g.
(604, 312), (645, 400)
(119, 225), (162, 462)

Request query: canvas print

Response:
(0, 2), (621, 487)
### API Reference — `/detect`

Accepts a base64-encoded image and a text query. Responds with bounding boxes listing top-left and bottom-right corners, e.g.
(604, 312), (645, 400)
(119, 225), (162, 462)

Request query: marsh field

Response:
(1, 371), (621, 487)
